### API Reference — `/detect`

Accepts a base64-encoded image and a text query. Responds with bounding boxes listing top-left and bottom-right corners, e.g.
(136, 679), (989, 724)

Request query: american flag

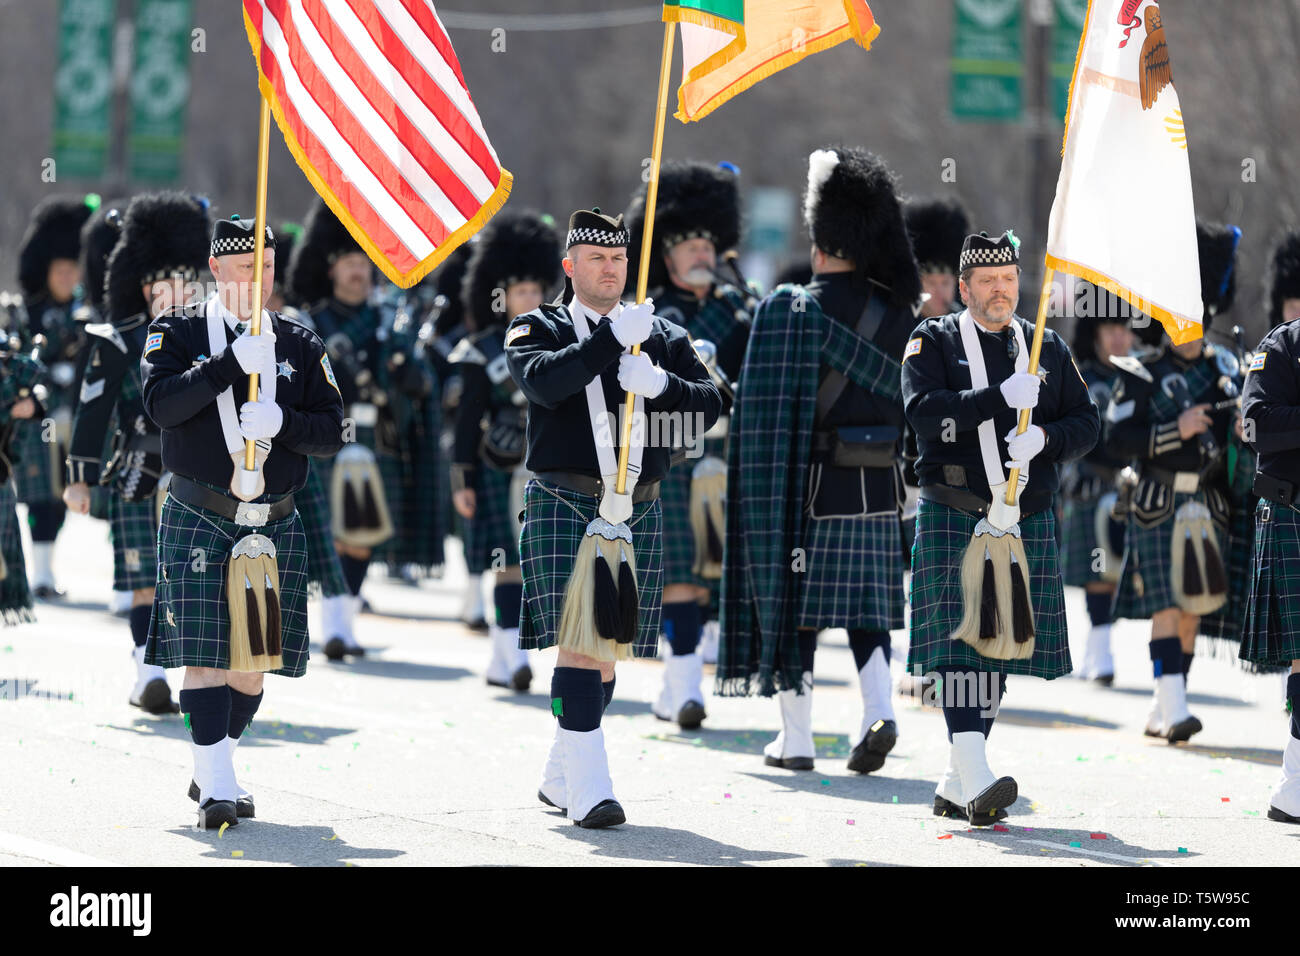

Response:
(242, 0), (512, 287)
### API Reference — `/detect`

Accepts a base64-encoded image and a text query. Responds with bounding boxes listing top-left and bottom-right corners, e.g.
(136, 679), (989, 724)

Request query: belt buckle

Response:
(1173, 472), (1199, 494)
(235, 501), (270, 527)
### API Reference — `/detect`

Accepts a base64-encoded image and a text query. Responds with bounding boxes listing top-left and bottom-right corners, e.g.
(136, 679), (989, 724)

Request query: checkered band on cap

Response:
(210, 217), (276, 258)
(662, 228), (716, 250)
(958, 230), (1020, 272)
(566, 225), (629, 248)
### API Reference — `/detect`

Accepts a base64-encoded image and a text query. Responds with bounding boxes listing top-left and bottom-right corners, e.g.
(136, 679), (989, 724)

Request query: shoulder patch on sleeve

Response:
(1249, 352), (1266, 372)
(505, 324), (530, 346)
(904, 337), (923, 361)
(320, 353), (340, 394)
(144, 332), (164, 356)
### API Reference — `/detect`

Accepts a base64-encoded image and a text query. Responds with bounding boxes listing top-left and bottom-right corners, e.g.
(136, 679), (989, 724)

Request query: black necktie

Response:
(235, 322), (247, 336)
(1001, 328), (1018, 362)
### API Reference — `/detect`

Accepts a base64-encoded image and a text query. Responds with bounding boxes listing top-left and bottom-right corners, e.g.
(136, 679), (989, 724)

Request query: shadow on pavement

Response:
(1159, 742), (1282, 766)
(741, 771), (939, 805)
(557, 822), (803, 865)
(947, 824), (1193, 865)
(996, 708), (1122, 731)
(1104, 685), (1253, 708)
(171, 822), (405, 865)
(488, 690), (656, 718)
(103, 717), (358, 747)
(639, 727), (854, 759)
(310, 648), (474, 683)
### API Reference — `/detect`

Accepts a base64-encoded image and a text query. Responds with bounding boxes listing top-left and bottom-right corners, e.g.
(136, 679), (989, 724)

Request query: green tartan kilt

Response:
(11, 423), (61, 504)
(296, 462), (349, 597)
(0, 480), (34, 624)
(145, 491), (311, 677)
(1240, 500), (1300, 667)
(906, 498), (1071, 679)
(800, 510), (905, 630)
(1113, 489), (1224, 620)
(107, 493), (158, 591)
(659, 464), (696, 584)
(464, 464), (519, 573)
(1200, 496), (1257, 642)
(518, 479), (663, 658)
(1059, 494), (1120, 587)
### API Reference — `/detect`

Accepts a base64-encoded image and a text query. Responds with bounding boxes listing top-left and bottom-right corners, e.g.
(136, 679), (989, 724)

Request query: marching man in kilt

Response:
(505, 208), (720, 828)
(1059, 283), (1135, 684)
(13, 194), (97, 599)
(623, 160), (752, 730)
(902, 230), (1099, 824)
(450, 210), (561, 692)
(719, 147), (920, 775)
(1105, 221), (1244, 744)
(0, 340), (44, 624)
(64, 192), (211, 716)
(142, 216), (344, 829)
(1239, 227), (1300, 824)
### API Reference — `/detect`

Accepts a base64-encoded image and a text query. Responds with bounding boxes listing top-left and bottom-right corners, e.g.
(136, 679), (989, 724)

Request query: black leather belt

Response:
(919, 483), (1050, 518)
(535, 471), (660, 503)
(169, 474), (296, 527)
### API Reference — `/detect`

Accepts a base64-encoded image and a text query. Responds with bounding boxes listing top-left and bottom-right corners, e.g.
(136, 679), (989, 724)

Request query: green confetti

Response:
(1069, 841), (1081, 847)
(891, 795), (898, 804)
(820, 780), (830, 786)
(1178, 847), (1188, 853)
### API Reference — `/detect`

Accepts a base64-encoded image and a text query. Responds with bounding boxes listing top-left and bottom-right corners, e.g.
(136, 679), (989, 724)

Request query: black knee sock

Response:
(339, 554), (369, 596)
(938, 667), (1001, 742)
(1288, 674), (1300, 740)
(796, 630), (817, 676)
(551, 667), (603, 732)
(603, 675), (616, 712)
(1085, 590), (1113, 627)
(983, 672), (1007, 740)
(27, 501), (65, 542)
(663, 601), (703, 656)
(494, 581), (523, 629)
(1181, 648), (1195, 683)
(128, 605), (152, 648)
(179, 686), (232, 746)
(1149, 636), (1183, 678)
(228, 689), (264, 740)
(848, 629), (890, 672)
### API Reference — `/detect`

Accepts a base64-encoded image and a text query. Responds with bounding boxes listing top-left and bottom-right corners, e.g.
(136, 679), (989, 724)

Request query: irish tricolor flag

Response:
(664, 1), (880, 123)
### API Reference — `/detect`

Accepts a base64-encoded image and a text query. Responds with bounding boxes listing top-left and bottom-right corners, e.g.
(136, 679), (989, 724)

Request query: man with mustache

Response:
(623, 161), (753, 729)
(902, 230), (1098, 824)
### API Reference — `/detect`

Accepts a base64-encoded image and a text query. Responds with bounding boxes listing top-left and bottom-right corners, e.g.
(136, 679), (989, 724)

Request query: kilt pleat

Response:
(145, 491), (311, 677)
(1060, 496), (1106, 587)
(11, 424), (61, 503)
(799, 511), (905, 630)
(1113, 489), (1220, 620)
(297, 462), (349, 597)
(518, 479), (663, 658)
(1240, 500), (1300, 667)
(0, 480), (34, 624)
(906, 498), (1071, 679)
(463, 465), (520, 573)
(659, 465), (695, 584)
(107, 493), (158, 591)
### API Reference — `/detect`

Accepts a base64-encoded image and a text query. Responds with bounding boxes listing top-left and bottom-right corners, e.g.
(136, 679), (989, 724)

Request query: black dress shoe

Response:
(763, 754), (815, 771)
(933, 795), (1008, 822)
(966, 776), (1019, 827)
(189, 780), (255, 818)
(1268, 805), (1300, 824)
(467, 617), (489, 633)
(676, 700), (706, 730)
(1093, 673), (1115, 687)
(847, 719), (897, 774)
(1166, 715), (1202, 744)
(345, 644), (366, 658)
(323, 637), (347, 661)
(538, 790), (565, 812)
(131, 679), (180, 715)
(510, 664), (533, 692)
(197, 798), (238, 829)
(33, 585), (66, 601)
(573, 799), (625, 829)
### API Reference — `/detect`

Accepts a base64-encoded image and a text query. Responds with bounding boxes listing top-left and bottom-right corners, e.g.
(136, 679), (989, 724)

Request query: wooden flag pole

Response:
(1005, 264), (1055, 505)
(615, 19), (677, 496)
(243, 96), (273, 473)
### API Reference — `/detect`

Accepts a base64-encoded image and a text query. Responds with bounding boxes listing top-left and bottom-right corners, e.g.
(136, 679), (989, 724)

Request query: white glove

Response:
(231, 329), (276, 375)
(611, 299), (655, 348)
(618, 352), (668, 399)
(239, 399), (284, 440)
(1004, 425), (1046, 471)
(999, 370), (1040, 410)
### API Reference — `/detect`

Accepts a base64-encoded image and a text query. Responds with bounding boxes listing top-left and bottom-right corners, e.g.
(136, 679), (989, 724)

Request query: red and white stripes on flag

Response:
(243, 0), (512, 287)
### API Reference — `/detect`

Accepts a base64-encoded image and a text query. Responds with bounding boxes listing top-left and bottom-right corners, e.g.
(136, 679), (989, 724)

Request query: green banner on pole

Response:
(52, 0), (117, 181)
(1052, 0), (1088, 122)
(951, 0), (1023, 122)
(128, 0), (193, 182)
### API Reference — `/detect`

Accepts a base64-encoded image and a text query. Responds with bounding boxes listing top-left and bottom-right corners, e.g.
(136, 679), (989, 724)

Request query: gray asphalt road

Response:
(1, 509), (1295, 867)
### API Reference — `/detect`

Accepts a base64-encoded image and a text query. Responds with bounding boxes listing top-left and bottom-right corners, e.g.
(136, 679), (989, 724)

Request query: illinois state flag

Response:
(1046, 0), (1201, 343)
(664, 1), (879, 123)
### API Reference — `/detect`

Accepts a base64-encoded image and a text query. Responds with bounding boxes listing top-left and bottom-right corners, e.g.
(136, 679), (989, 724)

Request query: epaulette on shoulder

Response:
(83, 321), (128, 354)
(1110, 353), (1153, 383)
(448, 337), (486, 365)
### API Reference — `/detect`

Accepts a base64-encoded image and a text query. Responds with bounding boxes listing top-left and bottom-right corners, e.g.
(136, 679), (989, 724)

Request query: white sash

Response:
(568, 297), (644, 524)
(205, 294), (276, 459)
(957, 309), (1030, 529)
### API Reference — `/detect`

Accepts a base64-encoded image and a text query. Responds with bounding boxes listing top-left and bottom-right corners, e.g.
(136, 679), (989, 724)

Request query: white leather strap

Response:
(958, 309), (1030, 523)
(205, 294), (276, 457)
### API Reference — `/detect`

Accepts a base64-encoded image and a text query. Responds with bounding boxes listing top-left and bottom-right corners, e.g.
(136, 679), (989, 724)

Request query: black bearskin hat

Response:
(623, 161), (742, 294)
(286, 197), (366, 306)
(79, 199), (128, 315)
(428, 242), (474, 337)
(904, 197), (970, 276)
(272, 222), (302, 299)
(1196, 219), (1241, 322)
(804, 147), (921, 309)
(17, 194), (97, 297)
(1265, 229), (1300, 328)
(461, 210), (560, 328)
(1069, 279), (1140, 364)
(105, 192), (211, 322)
(774, 261), (813, 288)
